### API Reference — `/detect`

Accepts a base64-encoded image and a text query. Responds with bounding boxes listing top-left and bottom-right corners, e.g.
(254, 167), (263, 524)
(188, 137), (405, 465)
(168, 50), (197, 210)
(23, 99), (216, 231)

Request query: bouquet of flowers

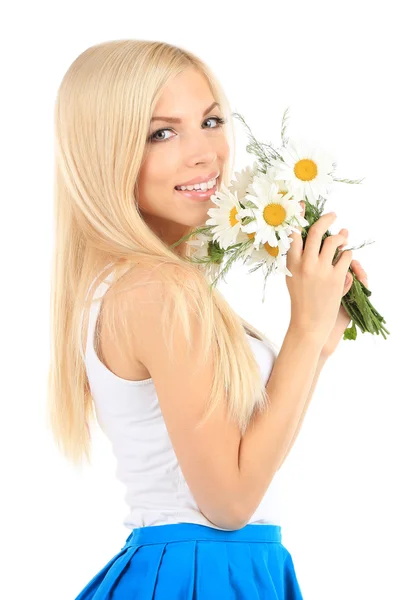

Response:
(171, 109), (389, 341)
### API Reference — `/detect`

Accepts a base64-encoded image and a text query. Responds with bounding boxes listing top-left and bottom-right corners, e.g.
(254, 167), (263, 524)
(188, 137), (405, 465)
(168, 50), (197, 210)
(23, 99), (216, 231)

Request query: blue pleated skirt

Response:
(74, 522), (303, 599)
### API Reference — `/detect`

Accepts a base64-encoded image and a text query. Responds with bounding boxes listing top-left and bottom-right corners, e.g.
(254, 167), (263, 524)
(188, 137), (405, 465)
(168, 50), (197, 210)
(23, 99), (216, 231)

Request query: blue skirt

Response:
(74, 522), (303, 599)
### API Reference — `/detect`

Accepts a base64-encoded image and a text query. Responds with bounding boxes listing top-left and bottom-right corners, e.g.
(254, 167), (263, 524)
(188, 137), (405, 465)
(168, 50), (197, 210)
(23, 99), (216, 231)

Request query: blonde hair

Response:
(47, 39), (278, 468)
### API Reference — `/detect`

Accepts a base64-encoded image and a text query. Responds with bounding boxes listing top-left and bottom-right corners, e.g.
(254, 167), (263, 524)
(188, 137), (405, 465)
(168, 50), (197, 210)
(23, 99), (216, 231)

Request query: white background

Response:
(1, 1), (412, 598)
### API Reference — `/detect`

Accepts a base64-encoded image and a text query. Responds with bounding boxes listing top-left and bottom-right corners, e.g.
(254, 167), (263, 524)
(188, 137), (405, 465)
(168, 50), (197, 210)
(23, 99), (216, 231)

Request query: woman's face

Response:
(136, 67), (230, 253)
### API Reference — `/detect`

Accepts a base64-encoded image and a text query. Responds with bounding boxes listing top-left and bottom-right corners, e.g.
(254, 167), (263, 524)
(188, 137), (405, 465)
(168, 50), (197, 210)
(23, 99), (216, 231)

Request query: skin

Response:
(135, 67), (230, 257)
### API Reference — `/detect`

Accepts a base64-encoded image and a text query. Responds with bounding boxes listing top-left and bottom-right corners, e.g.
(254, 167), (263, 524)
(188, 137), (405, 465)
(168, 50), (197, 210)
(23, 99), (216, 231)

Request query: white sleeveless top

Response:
(80, 265), (285, 531)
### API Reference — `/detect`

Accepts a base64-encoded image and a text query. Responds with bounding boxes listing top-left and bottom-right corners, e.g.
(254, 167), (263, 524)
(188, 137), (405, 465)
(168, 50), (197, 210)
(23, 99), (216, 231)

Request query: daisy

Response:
(205, 188), (246, 250)
(244, 164), (293, 206)
(237, 177), (308, 252)
(244, 240), (293, 277)
(228, 163), (259, 198)
(270, 137), (335, 203)
(234, 218), (292, 276)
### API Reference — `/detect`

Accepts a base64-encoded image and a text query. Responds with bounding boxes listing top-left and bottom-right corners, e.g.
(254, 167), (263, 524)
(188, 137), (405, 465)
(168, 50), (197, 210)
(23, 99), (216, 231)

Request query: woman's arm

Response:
(235, 326), (325, 525)
(276, 353), (328, 471)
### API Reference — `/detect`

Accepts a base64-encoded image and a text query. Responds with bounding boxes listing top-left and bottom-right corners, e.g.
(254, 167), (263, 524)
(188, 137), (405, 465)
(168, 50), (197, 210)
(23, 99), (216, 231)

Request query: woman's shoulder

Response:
(97, 263), (157, 381)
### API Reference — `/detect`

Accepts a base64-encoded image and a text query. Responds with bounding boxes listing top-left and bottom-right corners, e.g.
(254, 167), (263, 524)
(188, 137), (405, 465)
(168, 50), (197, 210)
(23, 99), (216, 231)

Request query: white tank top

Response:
(80, 265), (285, 531)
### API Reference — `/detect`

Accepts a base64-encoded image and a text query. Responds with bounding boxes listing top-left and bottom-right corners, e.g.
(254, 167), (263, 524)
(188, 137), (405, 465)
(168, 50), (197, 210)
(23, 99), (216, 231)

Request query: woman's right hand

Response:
(285, 203), (353, 345)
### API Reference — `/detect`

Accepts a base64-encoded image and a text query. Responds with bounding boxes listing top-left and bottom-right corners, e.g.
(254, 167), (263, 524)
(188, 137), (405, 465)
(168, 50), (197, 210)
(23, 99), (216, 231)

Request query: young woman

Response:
(48, 39), (362, 599)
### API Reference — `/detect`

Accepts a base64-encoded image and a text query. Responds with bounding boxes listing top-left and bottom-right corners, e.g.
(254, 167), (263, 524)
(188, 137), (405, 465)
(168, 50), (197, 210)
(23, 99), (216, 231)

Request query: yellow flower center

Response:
(264, 242), (279, 257)
(246, 233), (279, 257)
(294, 158), (318, 181)
(229, 206), (239, 227)
(263, 203), (286, 227)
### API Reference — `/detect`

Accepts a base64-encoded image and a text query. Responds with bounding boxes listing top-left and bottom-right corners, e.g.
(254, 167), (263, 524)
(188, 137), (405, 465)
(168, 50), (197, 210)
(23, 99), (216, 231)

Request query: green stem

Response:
(341, 273), (390, 340)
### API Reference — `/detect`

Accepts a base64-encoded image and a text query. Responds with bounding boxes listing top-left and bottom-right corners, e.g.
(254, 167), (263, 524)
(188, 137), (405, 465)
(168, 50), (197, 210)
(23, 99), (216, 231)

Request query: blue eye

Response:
(147, 116), (227, 143)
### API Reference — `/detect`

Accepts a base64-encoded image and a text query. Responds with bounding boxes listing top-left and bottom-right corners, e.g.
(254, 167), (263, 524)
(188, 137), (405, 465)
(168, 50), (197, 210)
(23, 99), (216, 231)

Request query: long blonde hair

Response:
(47, 39), (278, 468)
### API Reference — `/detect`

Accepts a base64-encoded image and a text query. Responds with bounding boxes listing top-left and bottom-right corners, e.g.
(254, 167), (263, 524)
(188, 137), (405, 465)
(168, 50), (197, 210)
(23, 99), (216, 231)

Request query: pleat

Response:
(281, 548), (304, 599)
(198, 540), (263, 599)
(150, 540), (196, 599)
(74, 546), (138, 600)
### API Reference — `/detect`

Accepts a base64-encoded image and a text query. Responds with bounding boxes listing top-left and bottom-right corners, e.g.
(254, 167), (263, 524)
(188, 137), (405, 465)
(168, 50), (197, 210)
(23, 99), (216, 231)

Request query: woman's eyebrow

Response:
(151, 102), (220, 123)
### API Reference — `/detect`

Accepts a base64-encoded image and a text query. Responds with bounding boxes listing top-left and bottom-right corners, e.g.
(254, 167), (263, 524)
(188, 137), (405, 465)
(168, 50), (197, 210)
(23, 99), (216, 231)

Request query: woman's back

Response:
(80, 264), (285, 532)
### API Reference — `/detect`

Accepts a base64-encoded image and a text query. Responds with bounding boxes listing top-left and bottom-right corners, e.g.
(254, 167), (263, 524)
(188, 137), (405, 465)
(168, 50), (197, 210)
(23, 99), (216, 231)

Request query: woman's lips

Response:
(174, 181), (218, 202)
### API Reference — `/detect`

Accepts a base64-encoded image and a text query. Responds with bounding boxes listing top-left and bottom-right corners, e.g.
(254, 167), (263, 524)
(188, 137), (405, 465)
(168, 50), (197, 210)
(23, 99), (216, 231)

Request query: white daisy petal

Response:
(270, 138), (335, 205)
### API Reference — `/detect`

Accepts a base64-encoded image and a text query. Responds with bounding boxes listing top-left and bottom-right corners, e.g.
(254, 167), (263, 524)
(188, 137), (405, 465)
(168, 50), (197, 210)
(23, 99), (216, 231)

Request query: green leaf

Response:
(343, 321), (357, 340)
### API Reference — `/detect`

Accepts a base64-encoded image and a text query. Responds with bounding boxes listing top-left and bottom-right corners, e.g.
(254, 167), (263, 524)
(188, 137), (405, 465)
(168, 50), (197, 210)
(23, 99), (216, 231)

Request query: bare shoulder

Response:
(96, 263), (166, 382)
(117, 261), (184, 319)
(97, 262), (192, 381)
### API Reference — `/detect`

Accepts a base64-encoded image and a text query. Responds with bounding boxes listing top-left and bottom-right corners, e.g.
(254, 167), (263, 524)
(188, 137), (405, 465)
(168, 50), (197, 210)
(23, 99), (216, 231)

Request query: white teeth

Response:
(176, 176), (218, 191)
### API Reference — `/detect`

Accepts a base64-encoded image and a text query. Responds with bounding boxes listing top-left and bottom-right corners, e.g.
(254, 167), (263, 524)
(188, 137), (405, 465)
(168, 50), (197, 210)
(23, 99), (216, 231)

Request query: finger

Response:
(305, 212), (337, 263)
(287, 200), (306, 267)
(343, 273), (353, 296)
(338, 229), (349, 250)
(352, 260), (368, 286)
(335, 248), (354, 275)
(342, 280), (352, 296)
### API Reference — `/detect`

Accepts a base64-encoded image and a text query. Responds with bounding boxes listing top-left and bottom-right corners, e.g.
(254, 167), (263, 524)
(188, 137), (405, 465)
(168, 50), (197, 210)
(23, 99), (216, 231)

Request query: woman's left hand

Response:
(321, 230), (369, 358)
